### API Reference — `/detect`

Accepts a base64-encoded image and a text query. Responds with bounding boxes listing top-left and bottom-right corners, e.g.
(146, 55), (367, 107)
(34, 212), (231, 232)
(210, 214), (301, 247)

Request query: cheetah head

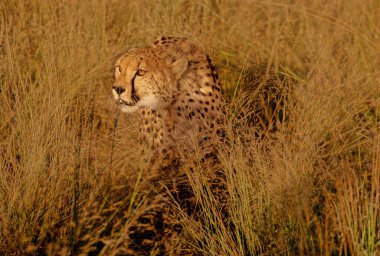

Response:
(112, 48), (188, 113)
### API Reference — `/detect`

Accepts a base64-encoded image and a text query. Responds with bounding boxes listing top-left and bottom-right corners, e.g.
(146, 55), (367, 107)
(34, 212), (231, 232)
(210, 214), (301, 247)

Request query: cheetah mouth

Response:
(118, 98), (135, 106)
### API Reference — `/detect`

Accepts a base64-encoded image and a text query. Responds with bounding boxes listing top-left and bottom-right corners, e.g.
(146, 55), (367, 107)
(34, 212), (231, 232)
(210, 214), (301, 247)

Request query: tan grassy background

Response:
(1, 0), (379, 255)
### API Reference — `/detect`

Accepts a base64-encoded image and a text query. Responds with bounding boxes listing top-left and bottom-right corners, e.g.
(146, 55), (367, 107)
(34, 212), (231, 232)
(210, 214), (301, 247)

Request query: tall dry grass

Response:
(1, 0), (379, 255)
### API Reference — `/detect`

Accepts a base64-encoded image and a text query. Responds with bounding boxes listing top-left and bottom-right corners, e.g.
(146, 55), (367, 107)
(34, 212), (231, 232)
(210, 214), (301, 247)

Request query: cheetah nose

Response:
(113, 86), (126, 95)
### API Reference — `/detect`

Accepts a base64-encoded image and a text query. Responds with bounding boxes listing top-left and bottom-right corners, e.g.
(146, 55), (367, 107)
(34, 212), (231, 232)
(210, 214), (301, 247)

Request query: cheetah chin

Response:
(118, 95), (162, 113)
(118, 102), (138, 113)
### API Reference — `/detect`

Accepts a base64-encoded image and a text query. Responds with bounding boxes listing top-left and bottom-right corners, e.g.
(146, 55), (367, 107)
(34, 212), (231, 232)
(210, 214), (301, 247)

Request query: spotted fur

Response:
(113, 36), (224, 168)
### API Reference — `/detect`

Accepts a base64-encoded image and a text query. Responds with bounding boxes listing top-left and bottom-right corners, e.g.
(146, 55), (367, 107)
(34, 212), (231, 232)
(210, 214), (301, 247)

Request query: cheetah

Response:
(112, 36), (224, 168)
(111, 37), (227, 254)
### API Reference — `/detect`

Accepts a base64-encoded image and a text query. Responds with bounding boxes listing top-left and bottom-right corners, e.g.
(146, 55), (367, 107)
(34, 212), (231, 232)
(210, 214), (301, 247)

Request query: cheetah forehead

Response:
(115, 49), (167, 71)
(117, 37), (205, 67)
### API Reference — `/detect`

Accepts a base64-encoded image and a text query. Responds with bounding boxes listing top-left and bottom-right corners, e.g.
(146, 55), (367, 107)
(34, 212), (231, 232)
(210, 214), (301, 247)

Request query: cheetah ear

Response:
(171, 57), (188, 79)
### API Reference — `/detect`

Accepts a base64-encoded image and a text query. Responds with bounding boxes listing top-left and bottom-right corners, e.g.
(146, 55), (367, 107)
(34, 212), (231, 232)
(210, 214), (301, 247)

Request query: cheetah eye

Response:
(136, 69), (146, 76)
